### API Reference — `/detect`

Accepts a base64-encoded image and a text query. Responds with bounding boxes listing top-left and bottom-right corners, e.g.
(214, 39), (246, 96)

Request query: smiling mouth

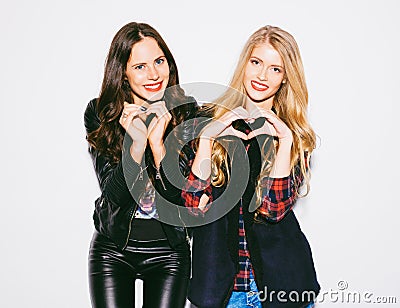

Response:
(144, 81), (163, 92)
(251, 80), (268, 91)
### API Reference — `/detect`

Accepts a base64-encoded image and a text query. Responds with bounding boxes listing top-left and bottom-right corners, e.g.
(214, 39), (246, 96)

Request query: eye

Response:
(155, 58), (165, 65)
(250, 59), (260, 65)
(271, 67), (281, 73)
(135, 64), (145, 70)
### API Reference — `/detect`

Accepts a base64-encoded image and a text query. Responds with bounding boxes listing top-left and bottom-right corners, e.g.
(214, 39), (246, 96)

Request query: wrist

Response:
(278, 134), (293, 145)
(149, 140), (164, 151)
(151, 144), (166, 169)
(131, 141), (146, 153)
(130, 143), (146, 164)
(199, 134), (214, 145)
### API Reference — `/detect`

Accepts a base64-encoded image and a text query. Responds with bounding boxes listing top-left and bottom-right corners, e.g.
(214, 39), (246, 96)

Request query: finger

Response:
(121, 103), (144, 122)
(146, 105), (171, 119)
(221, 109), (248, 123)
(249, 108), (262, 118)
(123, 101), (149, 112)
(263, 114), (282, 128)
(119, 110), (136, 129)
(123, 108), (147, 120)
(249, 107), (274, 119)
(145, 101), (166, 113)
(219, 127), (248, 140)
(123, 104), (143, 113)
(131, 117), (147, 132)
(263, 122), (277, 135)
(231, 106), (248, 116)
(232, 106), (247, 113)
(147, 116), (163, 137)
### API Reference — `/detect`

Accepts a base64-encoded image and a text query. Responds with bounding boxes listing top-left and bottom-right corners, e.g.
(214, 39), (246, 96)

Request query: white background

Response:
(1, 0), (399, 307)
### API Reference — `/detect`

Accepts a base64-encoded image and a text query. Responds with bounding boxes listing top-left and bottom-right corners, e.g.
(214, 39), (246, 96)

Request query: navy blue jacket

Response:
(186, 135), (320, 308)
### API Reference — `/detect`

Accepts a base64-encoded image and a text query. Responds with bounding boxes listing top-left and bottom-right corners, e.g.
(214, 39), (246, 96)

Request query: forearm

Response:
(258, 154), (307, 222)
(93, 147), (146, 206)
(181, 171), (213, 216)
(130, 142), (146, 165)
(149, 142), (166, 169)
(269, 137), (292, 178)
(192, 137), (213, 180)
(257, 175), (295, 222)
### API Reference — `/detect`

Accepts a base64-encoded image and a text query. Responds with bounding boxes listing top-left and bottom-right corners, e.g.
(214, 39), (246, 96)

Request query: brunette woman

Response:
(84, 22), (197, 308)
(183, 26), (320, 308)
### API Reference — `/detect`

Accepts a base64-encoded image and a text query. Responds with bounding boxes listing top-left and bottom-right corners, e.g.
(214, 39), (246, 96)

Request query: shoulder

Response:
(84, 98), (100, 134)
(196, 103), (214, 118)
(193, 104), (213, 132)
(182, 95), (200, 119)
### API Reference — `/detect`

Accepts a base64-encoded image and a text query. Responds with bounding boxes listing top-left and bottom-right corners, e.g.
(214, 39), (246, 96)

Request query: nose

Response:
(257, 67), (268, 81)
(148, 65), (159, 81)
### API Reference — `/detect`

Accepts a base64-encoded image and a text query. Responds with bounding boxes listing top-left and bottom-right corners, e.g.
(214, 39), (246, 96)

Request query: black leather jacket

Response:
(84, 98), (197, 250)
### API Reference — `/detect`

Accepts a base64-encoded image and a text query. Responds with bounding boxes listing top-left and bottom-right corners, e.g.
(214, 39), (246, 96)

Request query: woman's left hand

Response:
(146, 101), (172, 148)
(248, 108), (293, 142)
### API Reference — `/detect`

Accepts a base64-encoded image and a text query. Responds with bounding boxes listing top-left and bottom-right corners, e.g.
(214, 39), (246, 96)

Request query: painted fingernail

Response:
(140, 106), (147, 111)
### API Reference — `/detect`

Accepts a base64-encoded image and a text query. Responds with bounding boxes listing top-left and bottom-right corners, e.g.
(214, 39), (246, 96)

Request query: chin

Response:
(248, 94), (268, 103)
(147, 91), (165, 102)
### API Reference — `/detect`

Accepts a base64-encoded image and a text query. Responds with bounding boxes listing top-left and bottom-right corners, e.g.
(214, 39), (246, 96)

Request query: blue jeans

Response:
(226, 271), (262, 308)
(226, 272), (314, 308)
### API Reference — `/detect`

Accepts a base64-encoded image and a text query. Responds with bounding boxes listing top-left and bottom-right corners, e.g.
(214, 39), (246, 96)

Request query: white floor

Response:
(134, 280), (195, 307)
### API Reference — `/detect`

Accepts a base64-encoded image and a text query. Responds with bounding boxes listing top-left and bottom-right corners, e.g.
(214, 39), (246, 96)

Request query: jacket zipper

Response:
(177, 206), (190, 244)
(124, 165), (146, 250)
(123, 205), (137, 250)
(155, 167), (166, 190)
(137, 165), (148, 182)
(156, 166), (189, 243)
(124, 166), (189, 249)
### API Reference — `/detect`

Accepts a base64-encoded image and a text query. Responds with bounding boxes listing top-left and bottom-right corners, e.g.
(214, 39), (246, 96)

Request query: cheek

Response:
(126, 72), (144, 89)
(160, 65), (170, 79)
(273, 78), (284, 90)
(243, 67), (253, 84)
(269, 81), (283, 96)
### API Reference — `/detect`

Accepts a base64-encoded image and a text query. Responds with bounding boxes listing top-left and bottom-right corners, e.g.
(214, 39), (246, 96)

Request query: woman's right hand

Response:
(119, 102), (148, 147)
(201, 106), (249, 139)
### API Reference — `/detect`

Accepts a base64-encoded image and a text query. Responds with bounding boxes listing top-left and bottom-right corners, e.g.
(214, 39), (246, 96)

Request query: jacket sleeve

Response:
(257, 155), (308, 222)
(149, 107), (200, 206)
(149, 142), (191, 203)
(84, 99), (145, 208)
(181, 170), (213, 216)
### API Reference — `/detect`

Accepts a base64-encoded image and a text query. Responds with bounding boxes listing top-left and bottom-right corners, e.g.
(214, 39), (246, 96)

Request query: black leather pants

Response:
(89, 231), (190, 308)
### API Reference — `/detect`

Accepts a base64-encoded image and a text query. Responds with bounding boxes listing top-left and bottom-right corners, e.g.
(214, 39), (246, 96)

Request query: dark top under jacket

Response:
(84, 98), (197, 250)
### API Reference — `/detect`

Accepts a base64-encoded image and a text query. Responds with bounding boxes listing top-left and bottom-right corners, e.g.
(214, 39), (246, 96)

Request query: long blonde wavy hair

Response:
(205, 25), (316, 202)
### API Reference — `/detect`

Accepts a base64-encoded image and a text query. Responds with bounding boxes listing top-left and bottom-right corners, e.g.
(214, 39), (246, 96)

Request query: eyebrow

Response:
(250, 56), (284, 68)
(131, 55), (166, 67)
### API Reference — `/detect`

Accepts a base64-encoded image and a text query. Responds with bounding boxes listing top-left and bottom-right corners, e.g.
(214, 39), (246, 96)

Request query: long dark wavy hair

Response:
(87, 22), (194, 162)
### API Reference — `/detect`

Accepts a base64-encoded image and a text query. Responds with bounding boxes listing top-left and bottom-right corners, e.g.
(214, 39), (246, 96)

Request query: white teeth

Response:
(252, 81), (267, 89)
(145, 84), (160, 89)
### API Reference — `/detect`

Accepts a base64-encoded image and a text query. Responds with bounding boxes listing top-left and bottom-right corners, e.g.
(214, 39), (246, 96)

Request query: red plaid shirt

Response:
(182, 168), (303, 221)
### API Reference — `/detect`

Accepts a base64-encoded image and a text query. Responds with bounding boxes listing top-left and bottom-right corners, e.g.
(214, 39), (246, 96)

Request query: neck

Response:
(132, 90), (164, 106)
(245, 96), (274, 113)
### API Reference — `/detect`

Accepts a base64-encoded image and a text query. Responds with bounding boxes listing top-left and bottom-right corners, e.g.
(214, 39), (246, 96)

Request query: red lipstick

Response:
(251, 80), (268, 91)
(144, 81), (163, 92)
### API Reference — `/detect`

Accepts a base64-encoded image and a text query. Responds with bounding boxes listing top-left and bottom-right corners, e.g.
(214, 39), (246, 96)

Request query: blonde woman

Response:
(182, 26), (320, 307)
